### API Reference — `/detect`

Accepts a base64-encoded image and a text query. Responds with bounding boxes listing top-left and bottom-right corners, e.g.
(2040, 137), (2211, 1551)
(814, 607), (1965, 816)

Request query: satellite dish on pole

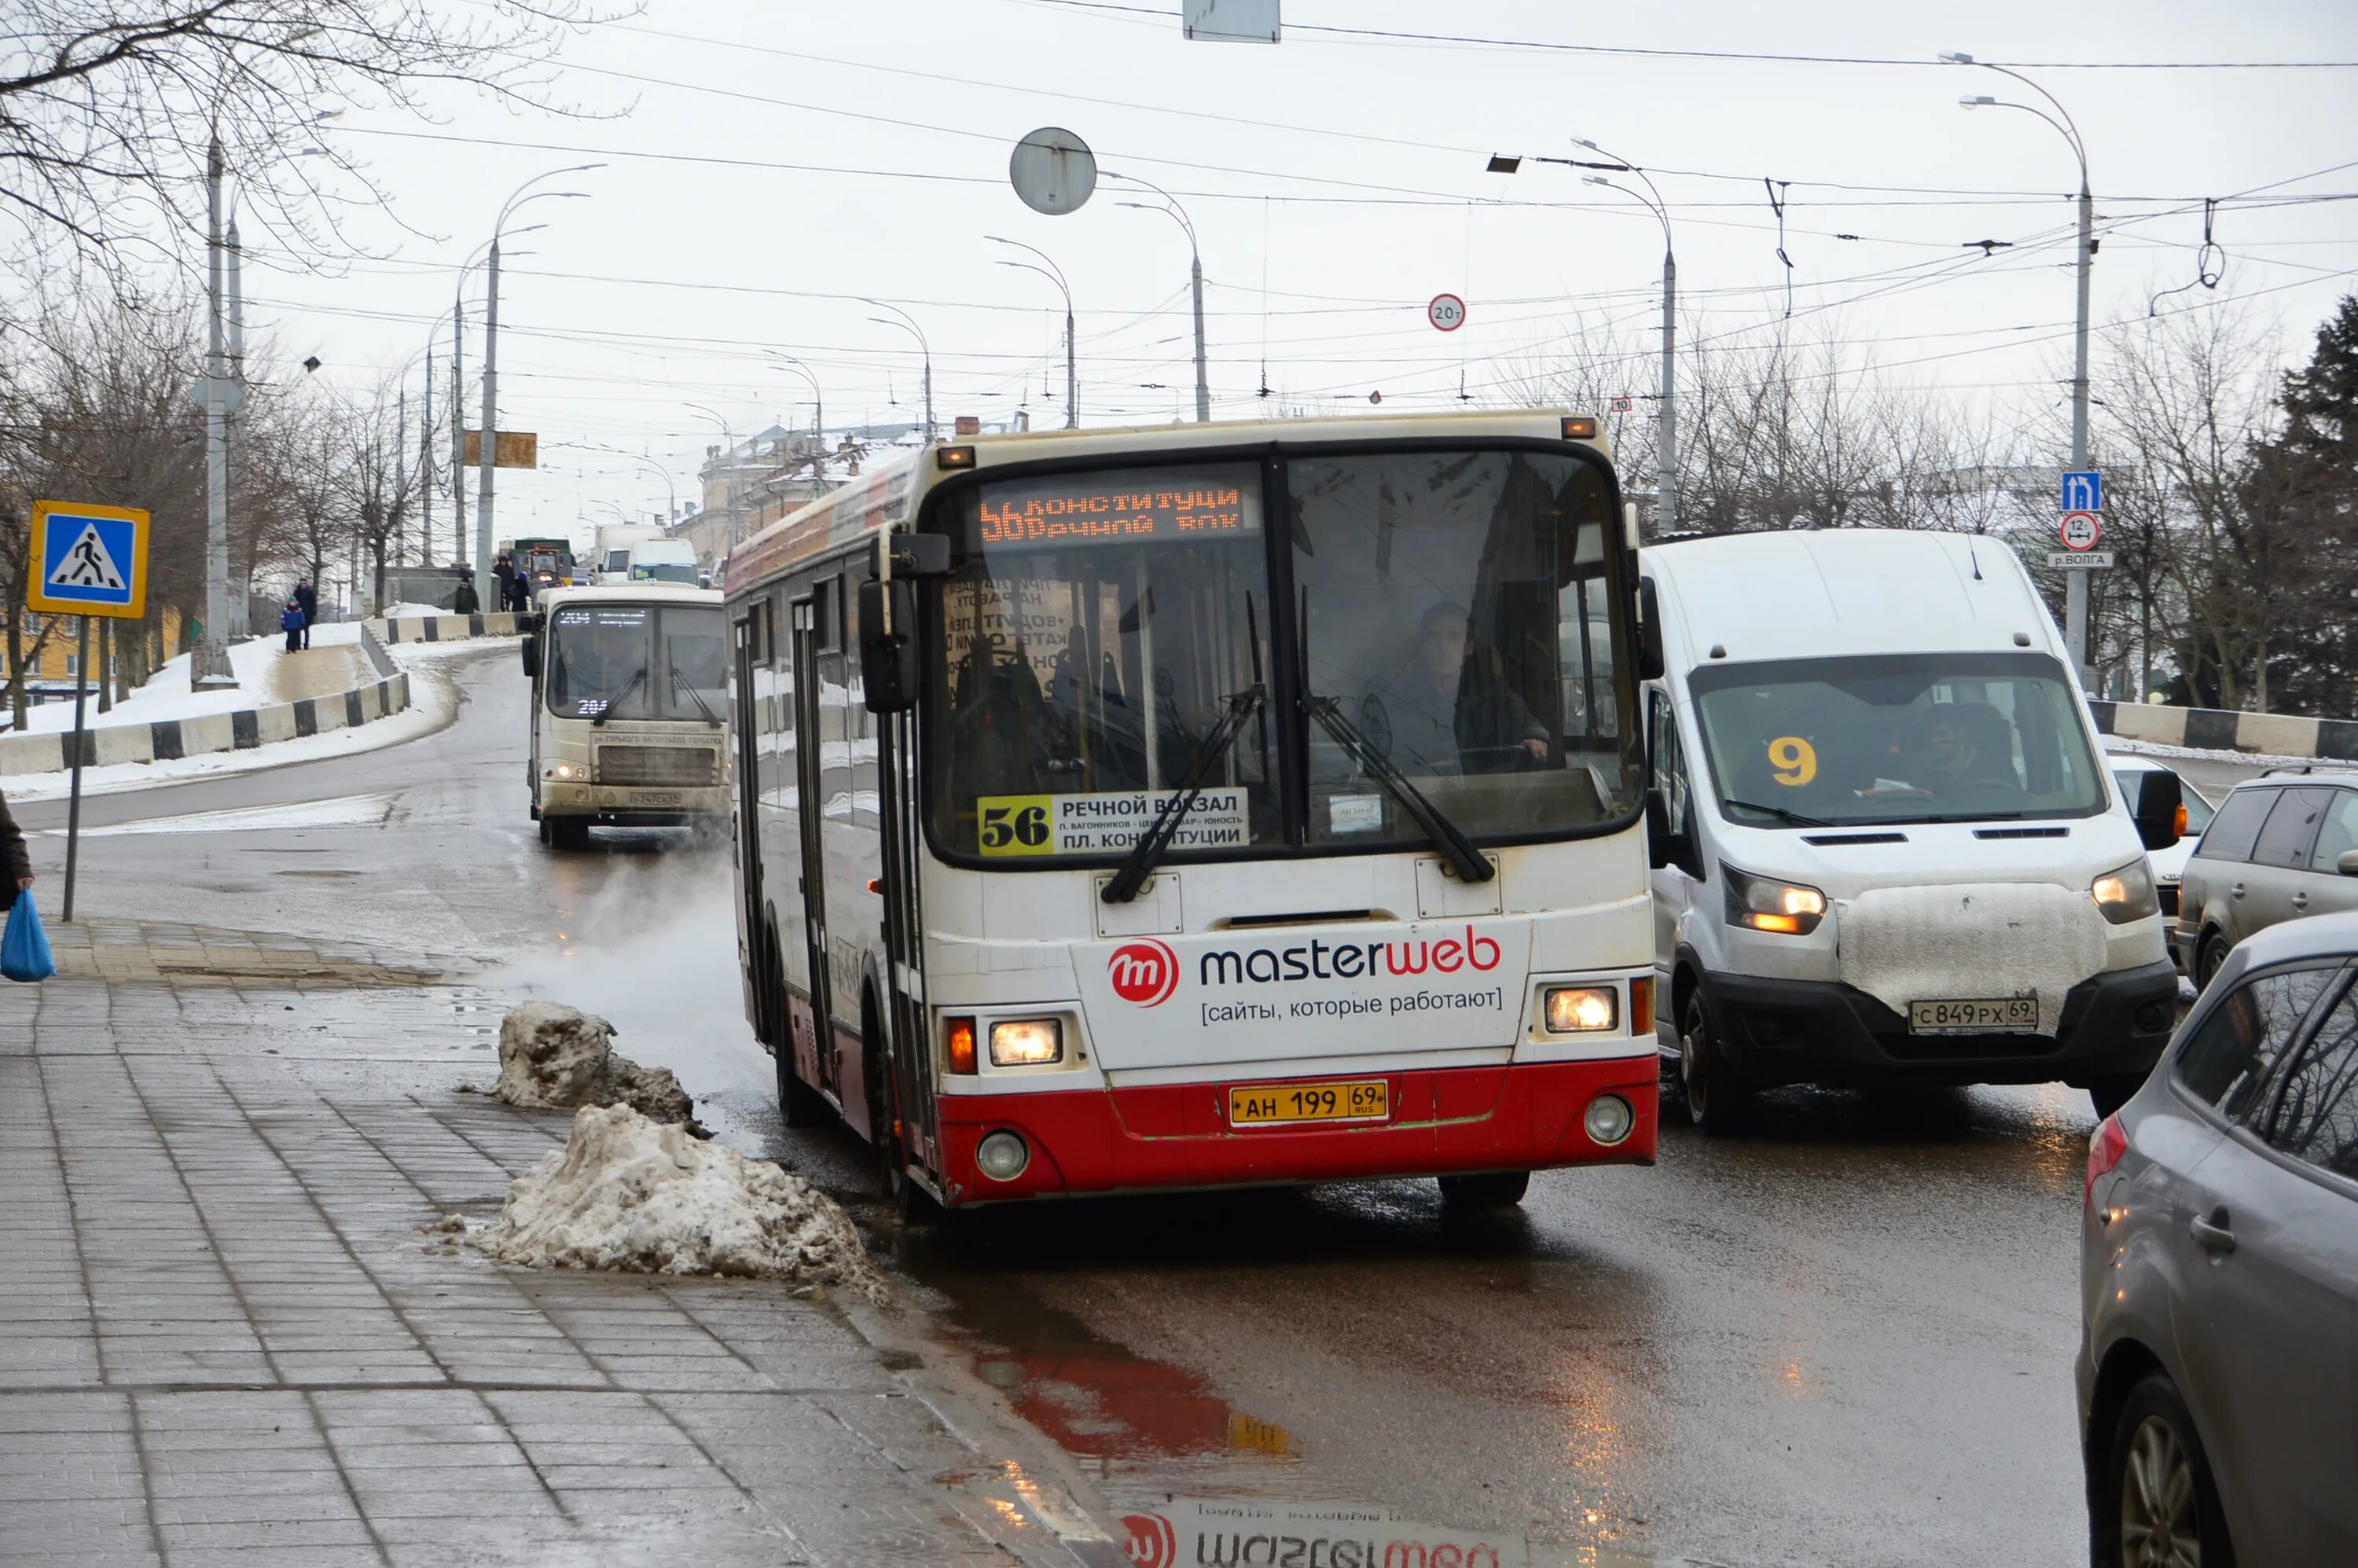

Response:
(1010, 127), (1097, 215)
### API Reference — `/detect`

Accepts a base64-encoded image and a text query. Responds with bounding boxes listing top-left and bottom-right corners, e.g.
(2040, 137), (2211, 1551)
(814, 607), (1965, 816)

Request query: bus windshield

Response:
(545, 603), (725, 722)
(923, 447), (1638, 863)
(1688, 652), (2107, 827)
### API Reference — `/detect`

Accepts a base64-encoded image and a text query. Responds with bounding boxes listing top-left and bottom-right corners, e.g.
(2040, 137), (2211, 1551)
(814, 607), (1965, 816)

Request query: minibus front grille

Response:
(596, 745), (720, 787)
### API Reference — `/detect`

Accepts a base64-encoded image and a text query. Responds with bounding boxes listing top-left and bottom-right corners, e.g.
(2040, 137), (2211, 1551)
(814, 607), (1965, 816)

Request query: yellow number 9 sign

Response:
(1768, 735), (1817, 787)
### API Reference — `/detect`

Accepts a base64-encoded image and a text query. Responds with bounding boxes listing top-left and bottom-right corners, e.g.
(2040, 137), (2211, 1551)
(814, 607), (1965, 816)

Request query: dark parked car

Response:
(2175, 767), (2358, 986)
(2078, 908), (2358, 1566)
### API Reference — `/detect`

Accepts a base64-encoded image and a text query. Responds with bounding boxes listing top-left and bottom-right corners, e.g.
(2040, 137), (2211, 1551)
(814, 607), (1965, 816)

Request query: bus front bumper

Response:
(539, 782), (727, 823)
(930, 1057), (1657, 1206)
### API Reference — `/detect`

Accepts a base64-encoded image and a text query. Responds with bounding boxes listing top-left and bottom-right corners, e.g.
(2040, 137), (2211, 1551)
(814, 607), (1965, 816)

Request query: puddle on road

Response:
(915, 1258), (1679, 1568)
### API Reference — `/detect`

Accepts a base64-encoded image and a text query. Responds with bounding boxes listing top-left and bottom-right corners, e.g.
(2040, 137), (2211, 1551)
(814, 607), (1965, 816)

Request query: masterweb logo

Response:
(1107, 938), (1181, 1007)
(1122, 1511), (1176, 1566)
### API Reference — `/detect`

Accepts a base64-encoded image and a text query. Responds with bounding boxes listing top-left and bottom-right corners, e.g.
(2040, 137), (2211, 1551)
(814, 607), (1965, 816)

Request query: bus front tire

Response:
(547, 817), (590, 851)
(865, 1001), (946, 1225)
(1437, 1171), (1530, 1210)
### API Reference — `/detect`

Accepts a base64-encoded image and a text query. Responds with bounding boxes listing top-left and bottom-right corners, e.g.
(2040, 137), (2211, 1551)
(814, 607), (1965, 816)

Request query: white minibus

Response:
(1639, 529), (2183, 1129)
(520, 584), (729, 848)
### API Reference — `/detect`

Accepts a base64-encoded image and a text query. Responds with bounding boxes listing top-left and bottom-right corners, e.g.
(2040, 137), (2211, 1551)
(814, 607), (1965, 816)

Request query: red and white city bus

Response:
(725, 411), (1659, 1212)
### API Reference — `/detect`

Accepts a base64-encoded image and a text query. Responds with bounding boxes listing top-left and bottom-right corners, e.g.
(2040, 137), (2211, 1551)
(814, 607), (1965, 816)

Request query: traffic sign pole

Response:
(62, 615), (88, 921)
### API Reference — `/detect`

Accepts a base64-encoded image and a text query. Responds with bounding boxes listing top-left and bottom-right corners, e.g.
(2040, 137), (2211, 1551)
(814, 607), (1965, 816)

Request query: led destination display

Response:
(975, 465), (1261, 549)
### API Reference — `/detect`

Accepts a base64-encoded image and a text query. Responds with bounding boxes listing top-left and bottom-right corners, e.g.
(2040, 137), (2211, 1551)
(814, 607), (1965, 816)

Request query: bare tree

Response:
(329, 373), (424, 610)
(0, 0), (617, 285)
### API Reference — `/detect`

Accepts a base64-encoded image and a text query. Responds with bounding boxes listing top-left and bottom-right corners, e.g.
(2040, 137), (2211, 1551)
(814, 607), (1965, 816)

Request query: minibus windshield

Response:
(1688, 652), (2106, 827)
(545, 603), (724, 721)
(922, 448), (1639, 863)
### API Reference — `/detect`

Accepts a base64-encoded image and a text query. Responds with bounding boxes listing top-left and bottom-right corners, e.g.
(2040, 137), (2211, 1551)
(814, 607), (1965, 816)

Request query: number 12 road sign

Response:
(28, 499), (149, 619)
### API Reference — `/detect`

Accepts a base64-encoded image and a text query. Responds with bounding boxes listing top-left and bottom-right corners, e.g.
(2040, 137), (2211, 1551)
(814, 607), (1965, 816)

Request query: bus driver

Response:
(1370, 600), (1550, 776)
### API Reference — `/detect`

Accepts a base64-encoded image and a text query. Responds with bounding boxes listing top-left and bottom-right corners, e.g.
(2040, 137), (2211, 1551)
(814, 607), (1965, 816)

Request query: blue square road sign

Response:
(28, 500), (149, 619)
(2061, 470), (2103, 513)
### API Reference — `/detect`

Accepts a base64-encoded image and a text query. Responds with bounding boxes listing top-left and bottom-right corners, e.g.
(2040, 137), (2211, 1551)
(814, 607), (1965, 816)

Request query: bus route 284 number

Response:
(975, 795), (1053, 856)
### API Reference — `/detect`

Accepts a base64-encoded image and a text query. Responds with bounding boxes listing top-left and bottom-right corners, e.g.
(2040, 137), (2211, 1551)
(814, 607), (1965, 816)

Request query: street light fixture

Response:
(474, 165), (603, 585)
(862, 298), (935, 442)
(1106, 170), (1210, 423)
(767, 354), (825, 442)
(1943, 50), (2098, 681)
(988, 235), (1077, 428)
(1570, 138), (1680, 531)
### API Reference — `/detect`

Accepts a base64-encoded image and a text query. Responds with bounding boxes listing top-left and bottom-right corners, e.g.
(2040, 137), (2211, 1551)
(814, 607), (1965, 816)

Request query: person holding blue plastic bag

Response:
(1, 782), (51, 983)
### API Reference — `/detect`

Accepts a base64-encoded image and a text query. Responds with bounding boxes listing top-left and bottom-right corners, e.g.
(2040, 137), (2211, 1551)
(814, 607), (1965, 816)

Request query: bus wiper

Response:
(1102, 685), (1265, 905)
(669, 666), (723, 729)
(591, 666), (647, 727)
(1301, 694), (1493, 884)
(1721, 797), (1834, 828)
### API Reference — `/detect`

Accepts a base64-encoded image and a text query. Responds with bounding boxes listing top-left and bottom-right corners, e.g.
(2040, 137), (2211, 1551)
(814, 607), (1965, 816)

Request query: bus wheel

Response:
(536, 816), (550, 845)
(865, 1002), (945, 1225)
(1437, 1171), (1530, 1210)
(770, 927), (830, 1128)
(548, 817), (591, 851)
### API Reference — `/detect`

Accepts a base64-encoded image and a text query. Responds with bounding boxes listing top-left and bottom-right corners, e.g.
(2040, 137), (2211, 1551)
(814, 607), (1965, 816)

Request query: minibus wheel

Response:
(1679, 988), (1752, 1135)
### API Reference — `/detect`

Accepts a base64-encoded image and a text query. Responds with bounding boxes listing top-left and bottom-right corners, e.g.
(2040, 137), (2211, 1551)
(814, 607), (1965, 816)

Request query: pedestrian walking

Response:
(293, 578), (319, 649)
(452, 570), (481, 615)
(492, 553), (518, 615)
(1, 784), (31, 911)
(280, 597), (306, 654)
(505, 565), (531, 613)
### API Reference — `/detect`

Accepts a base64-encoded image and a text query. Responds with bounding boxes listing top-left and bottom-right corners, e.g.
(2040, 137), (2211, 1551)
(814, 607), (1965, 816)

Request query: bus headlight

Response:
(2092, 858), (2160, 925)
(988, 1019), (1063, 1067)
(1724, 865), (1827, 935)
(1544, 986), (1618, 1033)
(1584, 1093), (1635, 1146)
(975, 1130), (1030, 1181)
(545, 762), (585, 781)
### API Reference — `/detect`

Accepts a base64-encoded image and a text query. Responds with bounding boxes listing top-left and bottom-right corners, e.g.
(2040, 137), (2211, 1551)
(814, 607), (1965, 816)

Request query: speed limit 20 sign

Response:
(1427, 293), (1466, 332)
(2060, 510), (2101, 551)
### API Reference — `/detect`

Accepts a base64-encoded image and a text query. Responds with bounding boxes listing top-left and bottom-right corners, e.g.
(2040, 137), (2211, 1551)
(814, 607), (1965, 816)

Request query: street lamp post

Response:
(474, 167), (601, 586)
(862, 299), (934, 442)
(768, 354), (825, 442)
(685, 403), (742, 545)
(1108, 171), (1210, 423)
(989, 236), (1077, 428)
(1947, 52), (2097, 681)
(1574, 139), (1677, 533)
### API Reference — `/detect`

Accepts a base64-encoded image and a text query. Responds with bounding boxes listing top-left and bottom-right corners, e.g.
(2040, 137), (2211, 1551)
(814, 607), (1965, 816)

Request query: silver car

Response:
(2175, 767), (2358, 986)
(2078, 909), (2358, 1566)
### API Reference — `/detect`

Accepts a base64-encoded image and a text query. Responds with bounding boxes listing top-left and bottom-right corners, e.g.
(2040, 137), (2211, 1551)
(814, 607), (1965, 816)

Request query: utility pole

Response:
(191, 134), (241, 689)
(475, 233), (501, 586)
(1575, 140), (1676, 532)
(450, 302), (465, 564)
(1950, 55), (2096, 682)
(1111, 174), (1210, 422)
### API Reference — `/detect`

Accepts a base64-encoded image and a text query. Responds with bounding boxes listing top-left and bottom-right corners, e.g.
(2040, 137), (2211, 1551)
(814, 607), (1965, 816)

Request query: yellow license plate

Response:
(1228, 1079), (1390, 1127)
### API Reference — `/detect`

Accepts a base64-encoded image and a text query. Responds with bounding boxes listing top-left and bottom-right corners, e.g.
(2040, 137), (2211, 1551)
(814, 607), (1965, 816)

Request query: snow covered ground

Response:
(1, 639), (492, 802)
(4, 622), (368, 736)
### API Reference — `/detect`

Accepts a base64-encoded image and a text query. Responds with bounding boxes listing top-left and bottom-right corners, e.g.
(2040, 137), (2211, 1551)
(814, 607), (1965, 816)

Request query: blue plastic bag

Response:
(3, 890), (56, 982)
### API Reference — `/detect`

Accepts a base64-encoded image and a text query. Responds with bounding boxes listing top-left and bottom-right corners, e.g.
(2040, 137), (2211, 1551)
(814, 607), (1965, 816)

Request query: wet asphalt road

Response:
(9, 652), (2272, 1568)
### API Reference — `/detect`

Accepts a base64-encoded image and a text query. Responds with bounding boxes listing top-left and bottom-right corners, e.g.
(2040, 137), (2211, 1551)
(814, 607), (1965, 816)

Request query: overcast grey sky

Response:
(241, 0), (2358, 545)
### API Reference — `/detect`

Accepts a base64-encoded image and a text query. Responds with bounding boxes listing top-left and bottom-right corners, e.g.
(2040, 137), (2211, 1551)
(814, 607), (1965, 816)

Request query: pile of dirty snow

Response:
(469, 1103), (883, 1297)
(492, 1001), (697, 1126)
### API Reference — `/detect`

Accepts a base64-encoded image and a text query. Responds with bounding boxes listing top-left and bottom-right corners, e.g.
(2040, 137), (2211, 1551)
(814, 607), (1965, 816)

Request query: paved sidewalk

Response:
(2, 923), (1114, 1568)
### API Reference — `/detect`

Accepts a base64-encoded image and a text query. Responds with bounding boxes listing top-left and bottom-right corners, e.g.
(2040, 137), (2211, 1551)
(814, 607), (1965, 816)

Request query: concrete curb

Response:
(2090, 699), (2358, 762)
(370, 611), (522, 644)
(0, 666), (412, 778)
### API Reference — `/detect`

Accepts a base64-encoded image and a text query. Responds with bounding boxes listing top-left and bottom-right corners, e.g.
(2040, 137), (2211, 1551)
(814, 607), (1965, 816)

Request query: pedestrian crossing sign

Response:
(28, 499), (149, 619)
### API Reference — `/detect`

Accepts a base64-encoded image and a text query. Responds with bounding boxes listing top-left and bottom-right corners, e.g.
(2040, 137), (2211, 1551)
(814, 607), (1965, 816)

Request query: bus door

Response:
(789, 596), (837, 1097)
(730, 605), (770, 1040)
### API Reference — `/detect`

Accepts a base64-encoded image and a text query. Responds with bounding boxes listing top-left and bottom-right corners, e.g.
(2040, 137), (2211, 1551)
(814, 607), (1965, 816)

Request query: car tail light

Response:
(2085, 1114), (2128, 1210)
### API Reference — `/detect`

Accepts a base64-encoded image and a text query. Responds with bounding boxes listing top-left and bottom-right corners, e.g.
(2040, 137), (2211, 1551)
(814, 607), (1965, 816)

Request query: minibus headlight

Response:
(1724, 865), (1827, 935)
(987, 1019), (1063, 1067)
(1544, 986), (1618, 1033)
(2091, 857), (2160, 925)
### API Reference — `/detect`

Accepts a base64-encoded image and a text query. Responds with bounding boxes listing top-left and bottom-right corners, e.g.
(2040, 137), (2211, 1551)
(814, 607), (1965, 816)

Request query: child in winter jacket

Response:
(281, 598), (306, 653)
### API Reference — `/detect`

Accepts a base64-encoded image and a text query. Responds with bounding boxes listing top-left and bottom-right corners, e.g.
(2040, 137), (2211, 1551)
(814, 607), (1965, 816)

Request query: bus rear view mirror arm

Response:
(887, 533), (952, 578)
(520, 634), (538, 678)
(858, 577), (921, 714)
(2131, 767), (2182, 852)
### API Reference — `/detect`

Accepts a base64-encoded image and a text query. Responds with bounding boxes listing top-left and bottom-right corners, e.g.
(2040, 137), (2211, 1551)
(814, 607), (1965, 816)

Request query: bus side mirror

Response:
(1646, 789), (1699, 876)
(1636, 577), (1667, 681)
(2131, 768), (2182, 851)
(858, 578), (920, 713)
(889, 532), (952, 578)
(520, 634), (538, 678)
